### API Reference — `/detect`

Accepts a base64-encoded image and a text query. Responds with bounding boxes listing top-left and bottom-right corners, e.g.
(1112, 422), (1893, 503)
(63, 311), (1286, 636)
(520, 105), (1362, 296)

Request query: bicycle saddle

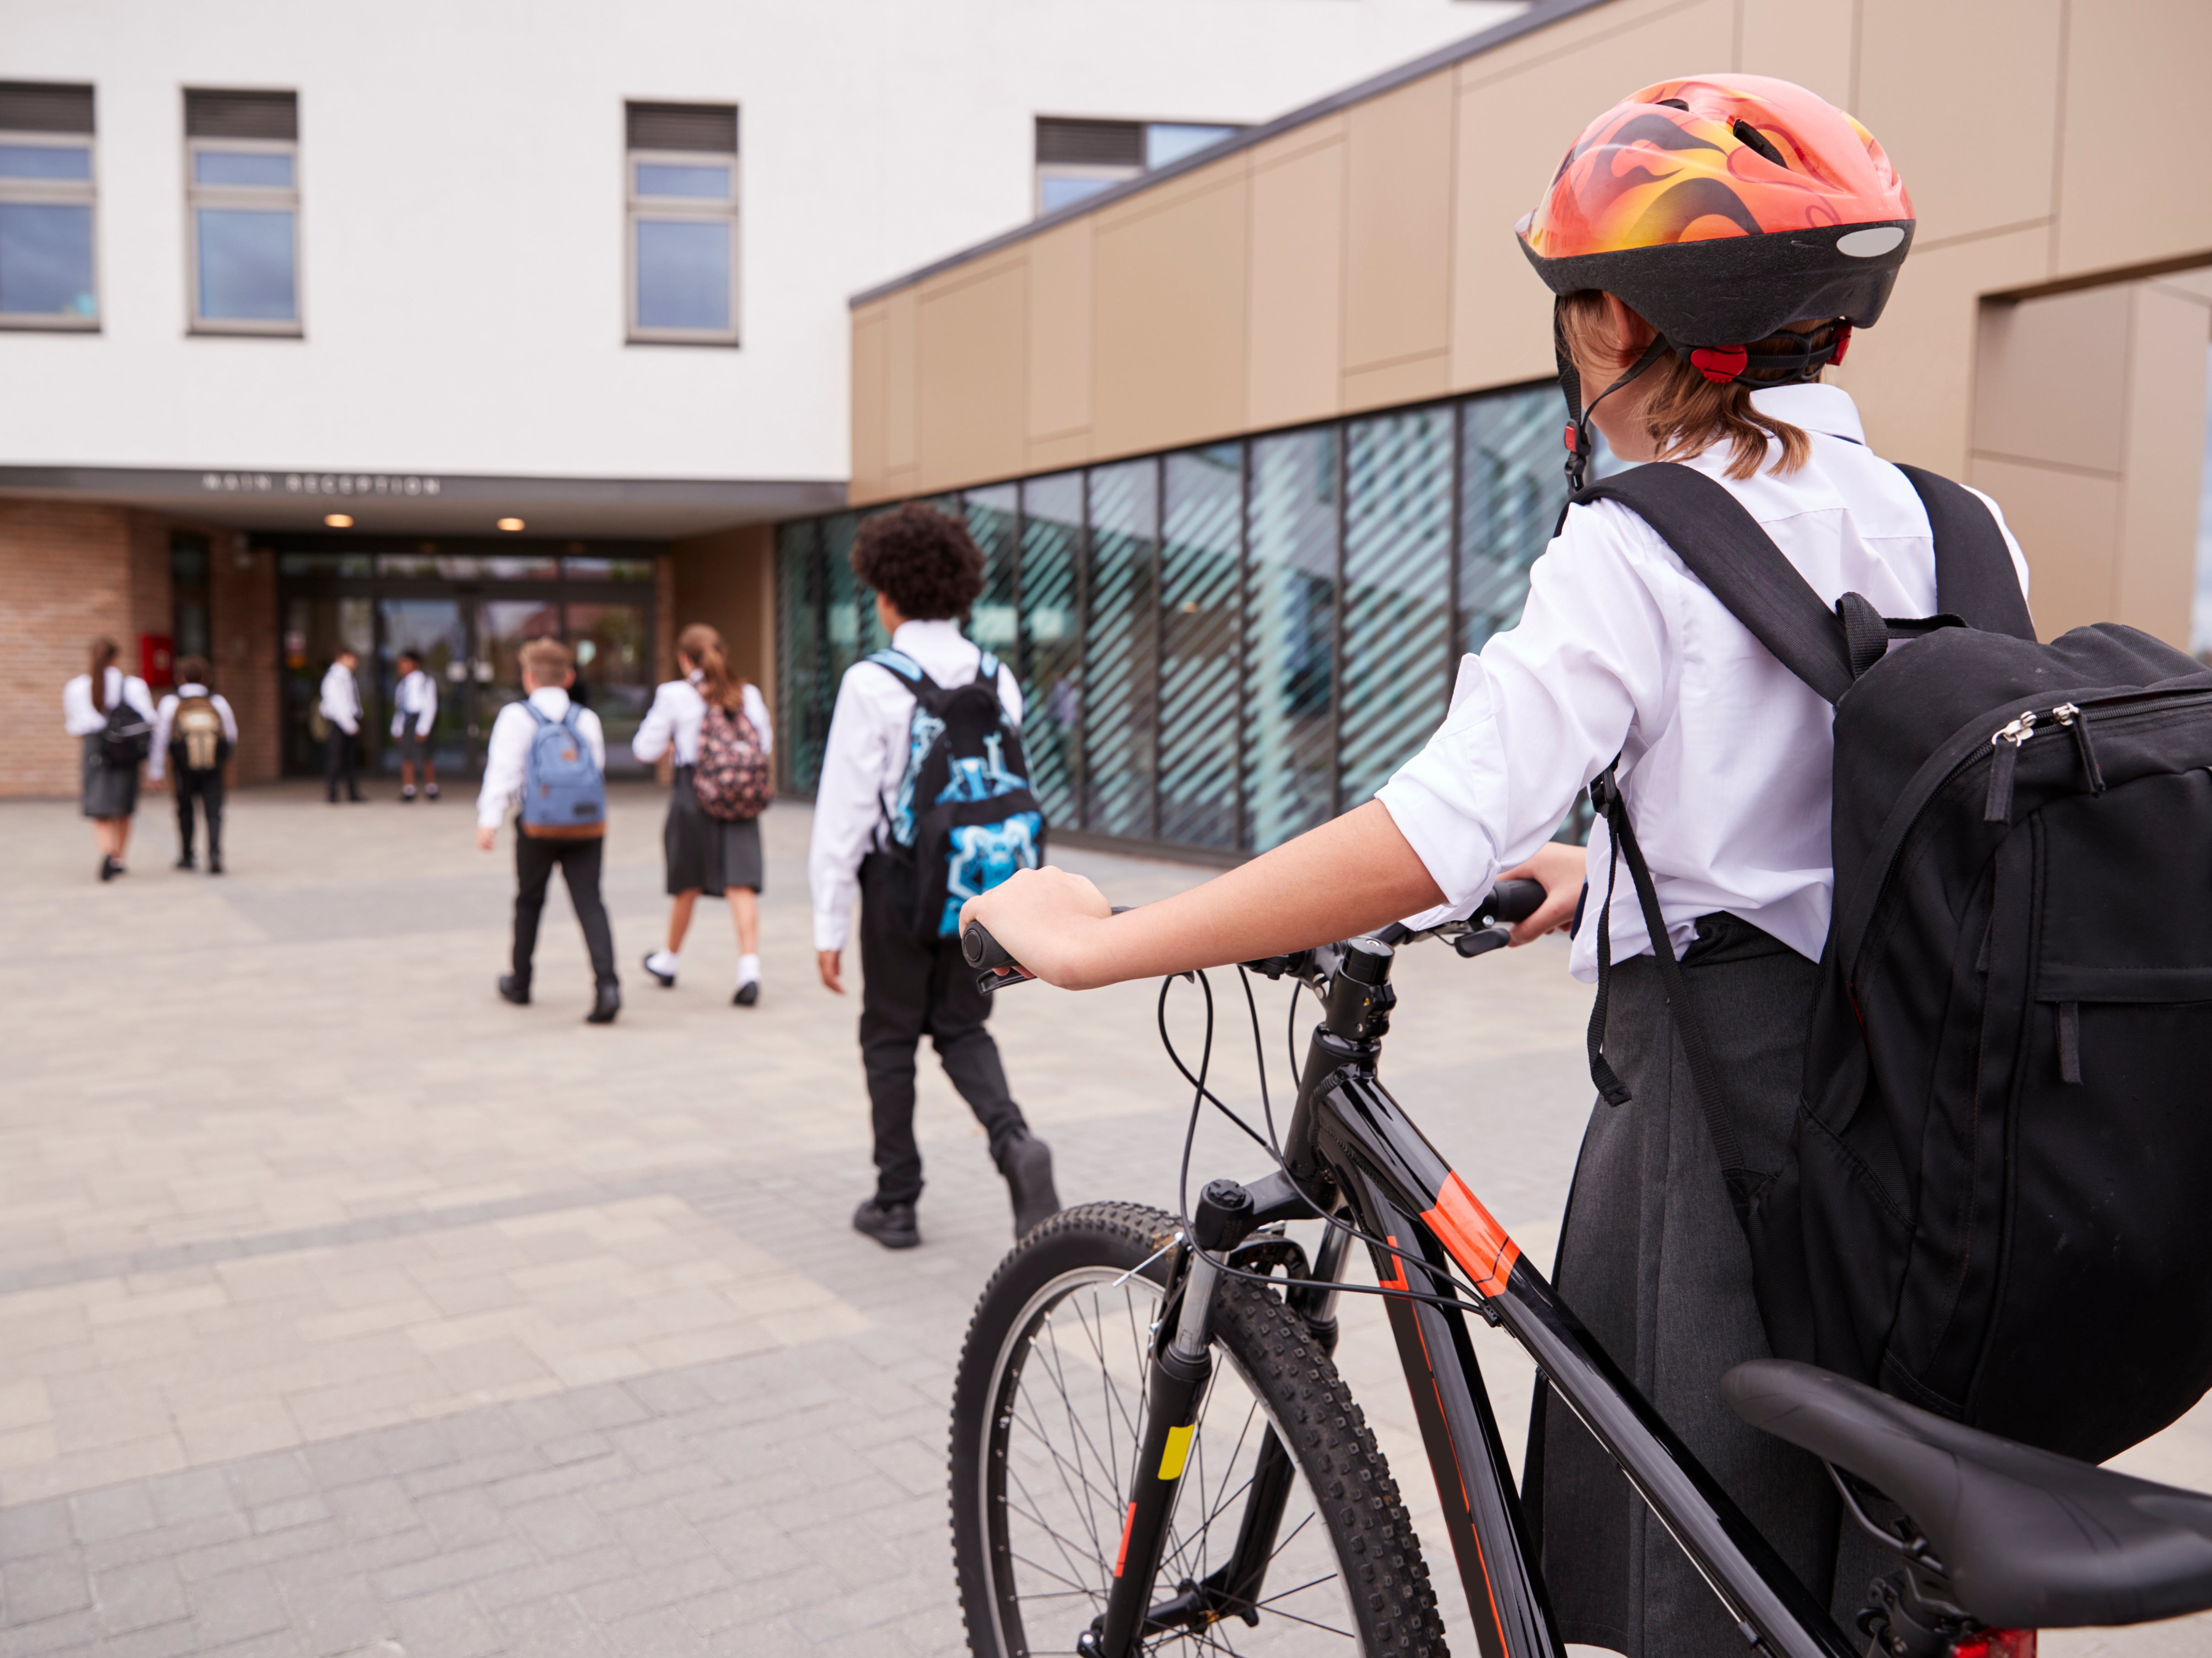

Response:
(1724, 1359), (2212, 1629)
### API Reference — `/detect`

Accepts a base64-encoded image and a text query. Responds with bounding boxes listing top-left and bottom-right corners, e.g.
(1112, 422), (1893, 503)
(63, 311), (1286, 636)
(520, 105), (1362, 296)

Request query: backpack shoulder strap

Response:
(868, 648), (946, 706)
(523, 702), (550, 727)
(1571, 464), (1856, 705)
(1893, 464), (2036, 642)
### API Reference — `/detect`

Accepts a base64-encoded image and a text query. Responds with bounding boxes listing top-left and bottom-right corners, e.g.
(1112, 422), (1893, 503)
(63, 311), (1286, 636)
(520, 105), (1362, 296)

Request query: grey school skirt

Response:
(663, 766), (763, 896)
(81, 735), (139, 820)
(1524, 913), (1889, 1656)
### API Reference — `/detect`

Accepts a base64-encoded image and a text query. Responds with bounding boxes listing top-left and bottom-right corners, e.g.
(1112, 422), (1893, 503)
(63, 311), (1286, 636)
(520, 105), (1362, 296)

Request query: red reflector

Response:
(1951, 1631), (2035, 1658)
(1689, 345), (1749, 383)
(1830, 322), (1853, 366)
(1562, 421), (1579, 453)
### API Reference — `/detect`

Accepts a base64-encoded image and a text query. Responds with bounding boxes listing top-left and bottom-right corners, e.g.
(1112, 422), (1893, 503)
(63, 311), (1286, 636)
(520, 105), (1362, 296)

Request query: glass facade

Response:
(776, 380), (1588, 855)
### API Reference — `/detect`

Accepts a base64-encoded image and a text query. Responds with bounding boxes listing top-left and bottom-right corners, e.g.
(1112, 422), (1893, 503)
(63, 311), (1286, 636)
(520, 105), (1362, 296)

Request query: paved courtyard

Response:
(0, 782), (2205, 1657)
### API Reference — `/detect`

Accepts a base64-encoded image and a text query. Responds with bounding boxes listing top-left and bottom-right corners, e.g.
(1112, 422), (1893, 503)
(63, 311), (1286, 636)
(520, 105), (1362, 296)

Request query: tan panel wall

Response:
(1341, 73), (1454, 386)
(850, 308), (889, 503)
(1736, 0), (1856, 109)
(2115, 286), (2212, 641)
(886, 288), (919, 480)
(916, 258), (1029, 493)
(2055, 0), (2212, 279)
(1092, 165), (1251, 459)
(671, 523), (777, 711)
(1246, 122), (1347, 432)
(1026, 221), (1094, 450)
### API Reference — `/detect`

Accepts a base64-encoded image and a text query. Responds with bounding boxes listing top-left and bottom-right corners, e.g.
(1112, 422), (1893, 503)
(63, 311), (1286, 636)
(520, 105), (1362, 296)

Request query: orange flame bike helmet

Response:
(1517, 74), (1913, 486)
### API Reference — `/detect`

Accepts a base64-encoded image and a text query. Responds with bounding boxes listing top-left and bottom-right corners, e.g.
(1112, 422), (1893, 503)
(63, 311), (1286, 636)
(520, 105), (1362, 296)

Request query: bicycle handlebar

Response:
(960, 879), (1554, 994)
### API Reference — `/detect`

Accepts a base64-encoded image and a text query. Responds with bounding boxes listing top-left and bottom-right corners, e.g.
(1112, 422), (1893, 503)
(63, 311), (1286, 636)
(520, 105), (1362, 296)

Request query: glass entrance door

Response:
(463, 598), (562, 770)
(563, 600), (653, 777)
(377, 599), (469, 778)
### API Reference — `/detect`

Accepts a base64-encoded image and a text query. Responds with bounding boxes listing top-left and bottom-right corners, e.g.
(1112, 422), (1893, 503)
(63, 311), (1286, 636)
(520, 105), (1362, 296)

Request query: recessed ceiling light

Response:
(324, 513), (353, 528)
(496, 517), (525, 532)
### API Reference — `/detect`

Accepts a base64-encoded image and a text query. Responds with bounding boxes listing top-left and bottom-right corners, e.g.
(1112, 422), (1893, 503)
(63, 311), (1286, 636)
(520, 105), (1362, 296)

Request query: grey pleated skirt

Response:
(663, 766), (763, 896)
(81, 734), (139, 820)
(1524, 913), (1888, 1656)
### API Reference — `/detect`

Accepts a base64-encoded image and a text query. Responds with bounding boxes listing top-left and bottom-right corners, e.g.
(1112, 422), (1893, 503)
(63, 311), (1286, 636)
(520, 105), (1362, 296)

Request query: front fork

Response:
(1083, 1182), (1348, 1658)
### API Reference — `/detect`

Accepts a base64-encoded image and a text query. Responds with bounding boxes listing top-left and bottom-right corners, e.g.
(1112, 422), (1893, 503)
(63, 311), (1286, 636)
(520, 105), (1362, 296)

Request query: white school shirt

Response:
(146, 685), (239, 782)
(318, 661), (361, 735)
(631, 672), (774, 767)
(390, 669), (438, 738)
(1376, 382), (2032, 982)
(475, 687), (606, 831)
(808, 618), (1025, 952)
(61, 668), (156, 736)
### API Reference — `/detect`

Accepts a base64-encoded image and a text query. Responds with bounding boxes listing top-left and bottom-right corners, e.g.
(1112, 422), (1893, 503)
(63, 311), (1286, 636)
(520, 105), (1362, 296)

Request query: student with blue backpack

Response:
(809, 504), (1059, 1251)
(476, 636), (620, 1024)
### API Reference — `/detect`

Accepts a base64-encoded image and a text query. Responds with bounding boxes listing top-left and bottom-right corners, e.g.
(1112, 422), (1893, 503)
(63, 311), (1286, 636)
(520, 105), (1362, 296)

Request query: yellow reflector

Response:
(1159, 1422), (1196, 1481)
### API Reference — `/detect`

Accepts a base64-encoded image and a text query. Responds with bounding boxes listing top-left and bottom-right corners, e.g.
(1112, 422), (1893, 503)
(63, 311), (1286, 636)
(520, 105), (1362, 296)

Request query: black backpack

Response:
(869, 648), (1046, 941)
(99, 694), (153, 769)
(1577, 461), (2212, 1464)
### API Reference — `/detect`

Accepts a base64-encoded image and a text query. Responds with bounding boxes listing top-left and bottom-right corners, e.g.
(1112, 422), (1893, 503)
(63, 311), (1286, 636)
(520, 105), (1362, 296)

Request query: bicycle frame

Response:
(1096, 936), (1860, 1658)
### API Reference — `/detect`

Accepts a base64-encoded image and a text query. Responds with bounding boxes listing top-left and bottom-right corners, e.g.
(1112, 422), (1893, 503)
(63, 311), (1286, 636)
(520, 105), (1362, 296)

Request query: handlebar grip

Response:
(1481, 879), (1547, 926)
(961, 919), (1016, 973)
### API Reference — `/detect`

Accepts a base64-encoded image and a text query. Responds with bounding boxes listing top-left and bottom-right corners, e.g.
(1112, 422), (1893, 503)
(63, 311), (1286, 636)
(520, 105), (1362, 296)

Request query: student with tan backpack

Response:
(148, 656), (237, 874)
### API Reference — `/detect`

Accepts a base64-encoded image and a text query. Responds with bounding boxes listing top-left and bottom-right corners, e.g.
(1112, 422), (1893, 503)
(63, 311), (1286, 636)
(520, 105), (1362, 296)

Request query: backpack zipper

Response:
(2050, 702), (2108, 794)
(1982, 711), (2038, 823)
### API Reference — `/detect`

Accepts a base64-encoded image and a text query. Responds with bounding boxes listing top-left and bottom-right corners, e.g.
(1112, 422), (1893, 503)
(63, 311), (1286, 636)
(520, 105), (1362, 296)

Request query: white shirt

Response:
(1376, 383), (2031, 981)
(62, 668), (156, 737)
(475, 687), (606, 831)
(631, 672), (773, 767)
(318, 661), (361, 734)
(390, 669), (438, 738)
(147, 685), (239, 782)
(808, 618), (1025, 952)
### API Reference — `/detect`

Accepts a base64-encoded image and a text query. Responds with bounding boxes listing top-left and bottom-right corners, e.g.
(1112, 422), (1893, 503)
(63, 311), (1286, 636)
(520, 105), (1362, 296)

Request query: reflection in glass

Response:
(1145, 124), (1237, 169)
(377, 599), (469, 774)
(1019, 473), (1083, 827)
(1037, 174), (1124, 215)
(564, 602), (653, 776)
(0, 144), (91, 180)
(1339, 408), (1454, 810)
(1159, 446), (1241, 848)
(194, 150), (294, 188)
(776, 520), (827, 792)
(1084, 459), (1158, 838)
(1458, 386), (1563, 658)
(474, 599), (562, 729)
(963, 485), (1018, 655)
(565, 557), (656, 582)
(1245, 429), (1338, 850)
(635, 219), (729, 331)
(197, 208), (296, 321)
(635, 162), (730, 199)
(0, 202), (93, 315)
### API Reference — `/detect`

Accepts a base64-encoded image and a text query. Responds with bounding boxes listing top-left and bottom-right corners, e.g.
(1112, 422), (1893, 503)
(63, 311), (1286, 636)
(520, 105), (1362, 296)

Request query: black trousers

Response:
(173, 767), (224, 862)
(323, 728), (360, 800)
(513, 834), (618, 990)
(858, 853), (1028, 1206)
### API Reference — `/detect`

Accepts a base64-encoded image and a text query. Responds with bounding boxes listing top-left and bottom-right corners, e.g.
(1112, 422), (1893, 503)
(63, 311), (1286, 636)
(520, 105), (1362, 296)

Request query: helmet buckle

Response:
(1689, 345), (1749, 384)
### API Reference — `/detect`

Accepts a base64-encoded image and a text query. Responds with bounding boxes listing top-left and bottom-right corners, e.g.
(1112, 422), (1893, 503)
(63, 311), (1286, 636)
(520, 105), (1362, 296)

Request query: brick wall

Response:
(212, 538), (280, 783)
(0, 500), (136, 798)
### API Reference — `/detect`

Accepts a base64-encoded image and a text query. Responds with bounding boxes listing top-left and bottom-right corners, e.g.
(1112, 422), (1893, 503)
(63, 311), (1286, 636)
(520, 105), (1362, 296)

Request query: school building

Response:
(776, 0), (2212, 861)
(0, 0), (1509, 795)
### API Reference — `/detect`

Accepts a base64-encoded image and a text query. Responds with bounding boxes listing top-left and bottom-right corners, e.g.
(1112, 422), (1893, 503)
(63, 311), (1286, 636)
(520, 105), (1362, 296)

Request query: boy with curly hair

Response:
(808, 504), (1059, 1251)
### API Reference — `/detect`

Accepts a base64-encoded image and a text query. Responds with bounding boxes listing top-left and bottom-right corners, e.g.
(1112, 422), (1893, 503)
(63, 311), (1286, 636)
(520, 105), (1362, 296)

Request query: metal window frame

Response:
(625, 145), (741, 346)
(1033, 162), (1141, 218)
(185, 134), (302, 336)
(0, 128), (100, 330)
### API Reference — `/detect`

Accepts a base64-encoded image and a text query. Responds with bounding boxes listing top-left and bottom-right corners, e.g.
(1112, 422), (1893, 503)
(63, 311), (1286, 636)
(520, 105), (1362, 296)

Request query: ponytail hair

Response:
(676, 622), (744, 712)
(87, 637), (119, 713)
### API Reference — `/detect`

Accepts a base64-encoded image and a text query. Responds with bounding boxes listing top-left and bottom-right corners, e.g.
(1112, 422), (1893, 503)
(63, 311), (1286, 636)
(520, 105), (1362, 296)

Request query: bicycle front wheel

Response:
(950, 1201), (1446, 1656)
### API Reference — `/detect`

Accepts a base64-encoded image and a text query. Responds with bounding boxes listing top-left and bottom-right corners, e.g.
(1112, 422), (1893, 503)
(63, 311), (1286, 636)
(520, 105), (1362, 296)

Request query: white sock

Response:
(737, 953), (761, 986)
(647, 949), (680, 976)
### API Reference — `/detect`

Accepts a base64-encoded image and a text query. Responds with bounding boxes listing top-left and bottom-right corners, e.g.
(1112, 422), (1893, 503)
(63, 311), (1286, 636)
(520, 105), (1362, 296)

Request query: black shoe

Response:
(642, 952), (676, 988)
(347, 794), (367, 804)
(401, 788), (416, 802)
(732, 980), (759, 1007)
(852, 1198), (920, 1250)
(175, 854), (195, 871)
(498, 975), (530, 1005)
(98, 855), (117, 882)
(208, 855), (223, 876)
(586, 983), (621, 1025)
(1002, 1135), (1061, 1240)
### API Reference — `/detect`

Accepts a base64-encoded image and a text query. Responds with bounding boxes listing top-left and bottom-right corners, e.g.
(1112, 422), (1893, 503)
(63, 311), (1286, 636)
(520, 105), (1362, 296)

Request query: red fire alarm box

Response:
(140, 633), (174, 688)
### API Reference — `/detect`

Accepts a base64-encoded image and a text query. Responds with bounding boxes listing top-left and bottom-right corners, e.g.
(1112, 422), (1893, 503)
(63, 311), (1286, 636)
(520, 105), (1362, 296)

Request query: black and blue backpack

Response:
(870, 649), (1045, 940)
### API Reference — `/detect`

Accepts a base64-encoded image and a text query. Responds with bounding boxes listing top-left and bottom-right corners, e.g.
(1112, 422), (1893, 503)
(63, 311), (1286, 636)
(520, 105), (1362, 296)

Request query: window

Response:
(626, 102), (739, 343)
(0, 82), (97, 329)
(185, 89), (300, 334)
(1035, 118), (1241, 216)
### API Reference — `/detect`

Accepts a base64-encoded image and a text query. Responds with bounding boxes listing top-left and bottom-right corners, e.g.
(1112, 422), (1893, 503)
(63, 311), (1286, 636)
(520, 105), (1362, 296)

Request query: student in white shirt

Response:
(633, 623), (775, 1005)
(62, 636), (157, 881)
(808, 505), (1059, 1251)
(319, 649), (364, 804)
(389, 650), (440, 802)
(477, 637), (620, 1024)
(960, 77), (2019, 1653)
(147, 656), (238, 875)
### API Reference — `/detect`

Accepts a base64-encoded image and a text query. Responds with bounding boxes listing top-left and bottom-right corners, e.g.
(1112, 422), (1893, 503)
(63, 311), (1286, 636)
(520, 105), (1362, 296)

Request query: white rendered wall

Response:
(0, 0), (1519, 485)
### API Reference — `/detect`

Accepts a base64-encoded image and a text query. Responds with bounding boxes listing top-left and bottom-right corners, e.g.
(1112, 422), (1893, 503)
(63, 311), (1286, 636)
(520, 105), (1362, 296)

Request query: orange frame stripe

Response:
(1421, 1171), (1521, 1299)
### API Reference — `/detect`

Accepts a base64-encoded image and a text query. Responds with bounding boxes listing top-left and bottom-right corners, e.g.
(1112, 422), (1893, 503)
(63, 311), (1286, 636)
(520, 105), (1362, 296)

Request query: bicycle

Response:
(948, 886), (2212, 1658)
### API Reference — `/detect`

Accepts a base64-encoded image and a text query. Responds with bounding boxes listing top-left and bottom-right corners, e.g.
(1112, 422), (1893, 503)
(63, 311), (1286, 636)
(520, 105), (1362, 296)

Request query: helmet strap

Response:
(1563, 331), (1670, 494)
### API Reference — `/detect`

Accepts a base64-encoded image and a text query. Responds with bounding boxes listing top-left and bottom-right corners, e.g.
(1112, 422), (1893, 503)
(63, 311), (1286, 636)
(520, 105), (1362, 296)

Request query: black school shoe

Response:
(98, 855), (117, 882)
(586, 983), (621, 1025)
(207, 855), (223, 875)
(732, 980), (759, 1007)
(175, 853), (195, 870)
(497, 975), (530, 1005)
(852, 1198), (920, 1250)
(642, 953), (675, 988)
(1001, 1135), (1061, 1241)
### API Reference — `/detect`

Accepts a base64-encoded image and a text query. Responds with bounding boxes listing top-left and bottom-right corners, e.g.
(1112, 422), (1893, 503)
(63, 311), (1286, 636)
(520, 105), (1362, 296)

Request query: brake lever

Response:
(969, 905), (1138, 994)
(1453, 924), (1512, 959)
